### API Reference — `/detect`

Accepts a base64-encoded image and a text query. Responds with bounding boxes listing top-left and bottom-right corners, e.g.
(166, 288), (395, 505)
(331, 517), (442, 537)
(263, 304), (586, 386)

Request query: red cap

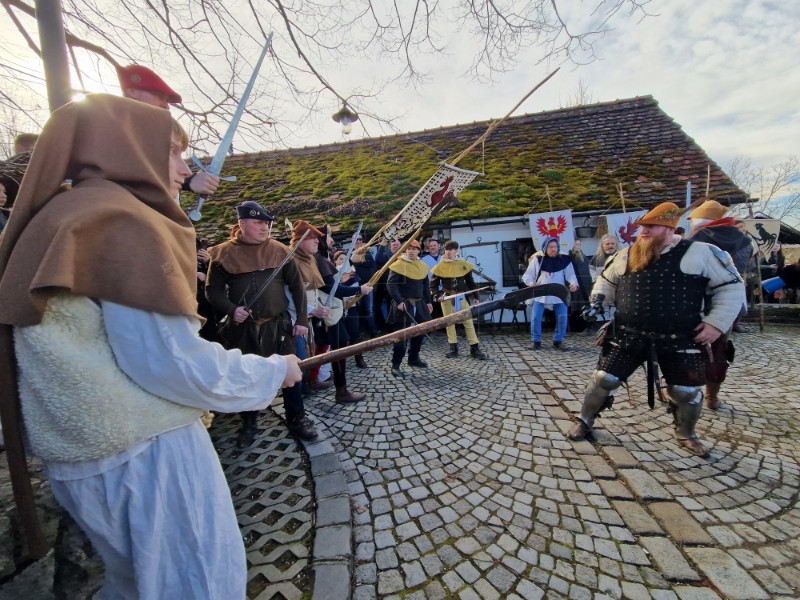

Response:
(116, 64), (182, 104)
(408, 239), (421, 249)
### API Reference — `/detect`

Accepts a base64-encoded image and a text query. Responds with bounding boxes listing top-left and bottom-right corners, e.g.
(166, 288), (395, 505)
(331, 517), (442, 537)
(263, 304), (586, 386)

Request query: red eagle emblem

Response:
(536, 215), (567, 239)
(618, 218), (639, 244)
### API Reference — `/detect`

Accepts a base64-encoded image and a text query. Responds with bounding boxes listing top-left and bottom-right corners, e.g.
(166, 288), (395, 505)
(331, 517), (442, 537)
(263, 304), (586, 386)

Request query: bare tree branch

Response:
(1, 0), (653, 153)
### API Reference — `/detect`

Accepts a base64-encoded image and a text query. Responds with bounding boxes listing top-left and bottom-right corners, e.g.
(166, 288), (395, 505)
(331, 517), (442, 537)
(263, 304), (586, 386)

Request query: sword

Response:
(189, 33), (274, 222)
(299, 284), (568, 370)
(439, 286), (493, 303)
(217, 229), (310, 339)
(325, 222), (364, 307)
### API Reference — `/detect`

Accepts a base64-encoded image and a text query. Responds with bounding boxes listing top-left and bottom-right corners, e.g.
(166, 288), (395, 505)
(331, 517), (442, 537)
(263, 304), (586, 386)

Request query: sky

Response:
(2, 0), (798, 177)
(344, 0), (799, 172)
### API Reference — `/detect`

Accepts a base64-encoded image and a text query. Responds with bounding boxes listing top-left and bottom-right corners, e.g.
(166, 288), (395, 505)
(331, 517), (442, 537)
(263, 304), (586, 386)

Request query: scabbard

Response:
(645, 344), (659, 409)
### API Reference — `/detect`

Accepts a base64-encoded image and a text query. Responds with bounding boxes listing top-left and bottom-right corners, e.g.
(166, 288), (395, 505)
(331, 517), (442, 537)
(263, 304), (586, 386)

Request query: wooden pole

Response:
(344, 225), (425, 310)
(617, 183), (626, 213)
(545, 185), (553, 212)
(300, 307), (471, 370)
(0, 327), (49, 558)
(705, 165), (711, 197)
(447, 68), (560, 167)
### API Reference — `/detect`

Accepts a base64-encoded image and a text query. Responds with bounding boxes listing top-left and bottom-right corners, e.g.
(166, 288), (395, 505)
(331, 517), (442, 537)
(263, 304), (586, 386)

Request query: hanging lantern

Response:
(332, 104), (359, 135)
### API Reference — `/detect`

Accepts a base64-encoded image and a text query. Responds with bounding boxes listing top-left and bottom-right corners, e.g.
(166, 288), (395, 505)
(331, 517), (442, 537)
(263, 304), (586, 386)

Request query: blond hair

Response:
(171, 118), (189, 151)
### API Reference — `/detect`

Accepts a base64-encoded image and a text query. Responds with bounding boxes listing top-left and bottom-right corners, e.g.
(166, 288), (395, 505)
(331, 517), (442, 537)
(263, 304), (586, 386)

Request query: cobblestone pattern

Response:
(211, 412), (315, 600)
(303, 327), (800, 599)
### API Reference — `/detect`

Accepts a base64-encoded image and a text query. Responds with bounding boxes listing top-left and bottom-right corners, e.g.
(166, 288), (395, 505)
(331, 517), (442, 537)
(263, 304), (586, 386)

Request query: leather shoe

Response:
(391, 366), (406, 378)
(678, 438), (710, 458)
(335, 388), (366, 404)
(355, 355), (368, 369)
(408, 357), (428, 368)
(567, 420), (591, 441)
(287, 414), (318, 441)
(530, 342), (541, 350)
(306, 379), (333, 393)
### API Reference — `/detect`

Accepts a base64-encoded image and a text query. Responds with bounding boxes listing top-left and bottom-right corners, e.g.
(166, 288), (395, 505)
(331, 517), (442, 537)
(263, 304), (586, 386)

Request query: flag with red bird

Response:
(528, 209), (574, 253)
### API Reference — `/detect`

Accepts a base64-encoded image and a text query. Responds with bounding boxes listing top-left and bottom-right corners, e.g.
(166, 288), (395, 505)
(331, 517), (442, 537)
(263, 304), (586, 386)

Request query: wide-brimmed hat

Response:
(291, 219), (323, 245)
(689, 199), (727, 220)
(116, 64), (182, 104)
(236, 201), (274, 221)
(636, 202), (682, 229)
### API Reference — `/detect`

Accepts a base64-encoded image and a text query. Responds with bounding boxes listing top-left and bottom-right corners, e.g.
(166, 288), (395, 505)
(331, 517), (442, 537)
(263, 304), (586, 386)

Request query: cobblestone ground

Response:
(305, 325), (800, 600)
(210, 412), (314, 600)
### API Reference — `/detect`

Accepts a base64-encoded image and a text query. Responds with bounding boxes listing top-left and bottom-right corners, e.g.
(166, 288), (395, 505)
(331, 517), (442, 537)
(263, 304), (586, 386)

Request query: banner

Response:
(741, 219), (780, 257)
(605, 211), (646, 247)
(528, 210), (574, 253)
(382, 163), (480, 241)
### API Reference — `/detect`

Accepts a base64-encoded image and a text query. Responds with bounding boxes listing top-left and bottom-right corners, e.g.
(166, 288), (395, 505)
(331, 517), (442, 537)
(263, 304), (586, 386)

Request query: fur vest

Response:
(15, 293), (202, 462)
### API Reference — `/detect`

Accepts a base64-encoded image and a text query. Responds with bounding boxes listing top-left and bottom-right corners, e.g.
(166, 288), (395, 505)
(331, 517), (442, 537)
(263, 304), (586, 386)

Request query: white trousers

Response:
(50, 422), (246, 600)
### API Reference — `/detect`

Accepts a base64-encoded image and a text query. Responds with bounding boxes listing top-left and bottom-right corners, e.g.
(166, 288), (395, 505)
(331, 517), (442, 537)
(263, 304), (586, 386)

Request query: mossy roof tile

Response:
(184, 96), (747, 243)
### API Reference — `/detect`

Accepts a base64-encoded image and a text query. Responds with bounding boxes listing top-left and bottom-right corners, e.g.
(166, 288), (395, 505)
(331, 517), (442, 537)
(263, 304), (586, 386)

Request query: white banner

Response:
(528, 210), (574, 253)
(382, 163), (480, 241)
(741, 219), (780, 257)
(605, 211), (646, 247)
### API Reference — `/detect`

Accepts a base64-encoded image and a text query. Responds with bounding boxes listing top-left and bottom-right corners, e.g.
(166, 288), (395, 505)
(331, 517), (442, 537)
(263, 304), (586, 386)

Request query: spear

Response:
(300, 284), (568, 370)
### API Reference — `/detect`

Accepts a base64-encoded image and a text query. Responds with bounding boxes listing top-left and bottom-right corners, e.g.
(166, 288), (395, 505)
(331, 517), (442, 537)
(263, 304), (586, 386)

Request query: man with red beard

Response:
(568, 202), (744, 457)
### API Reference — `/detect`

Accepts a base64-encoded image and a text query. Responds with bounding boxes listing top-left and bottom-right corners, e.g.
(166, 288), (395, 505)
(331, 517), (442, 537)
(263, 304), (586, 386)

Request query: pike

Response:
(188, 33), (274, 222)
(346, 68), (561, 309)
(300, 284), (568, 370)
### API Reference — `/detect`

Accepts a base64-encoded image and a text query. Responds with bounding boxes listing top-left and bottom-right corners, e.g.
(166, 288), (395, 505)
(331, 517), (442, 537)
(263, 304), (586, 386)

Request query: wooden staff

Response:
(304, 284), (568, 370)
(706, 165), (711, 197)
(301, 307), (469, 370)
(0, 326), (48, 558)
(545, 185), (553, 212)
(617, 183), (626, 213)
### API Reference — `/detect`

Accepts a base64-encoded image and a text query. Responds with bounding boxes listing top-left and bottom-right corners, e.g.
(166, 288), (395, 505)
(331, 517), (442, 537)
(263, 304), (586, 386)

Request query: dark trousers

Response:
(225, 314), (304, 422)
(391, 308), (427, 366)
(598, 341), (706, 387)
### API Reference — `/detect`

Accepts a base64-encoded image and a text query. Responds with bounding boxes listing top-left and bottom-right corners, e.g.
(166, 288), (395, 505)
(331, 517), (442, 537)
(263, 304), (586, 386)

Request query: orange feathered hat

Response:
(635, 202), (683, 229)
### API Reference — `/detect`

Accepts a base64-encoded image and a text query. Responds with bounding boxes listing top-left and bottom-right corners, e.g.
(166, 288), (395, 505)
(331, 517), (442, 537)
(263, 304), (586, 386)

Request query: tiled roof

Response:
(185, 96), (747, 243)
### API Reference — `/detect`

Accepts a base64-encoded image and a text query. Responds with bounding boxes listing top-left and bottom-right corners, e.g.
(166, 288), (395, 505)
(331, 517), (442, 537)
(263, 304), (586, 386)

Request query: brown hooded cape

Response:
(0, 94), (198, 557)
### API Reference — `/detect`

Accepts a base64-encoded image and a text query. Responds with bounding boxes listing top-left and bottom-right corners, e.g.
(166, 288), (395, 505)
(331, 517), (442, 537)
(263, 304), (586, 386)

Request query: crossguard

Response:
(191, 156), (237, 182)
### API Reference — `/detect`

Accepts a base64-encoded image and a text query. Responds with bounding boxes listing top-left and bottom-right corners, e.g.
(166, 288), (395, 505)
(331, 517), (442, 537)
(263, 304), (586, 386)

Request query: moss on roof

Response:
(183, 96), (747, 244)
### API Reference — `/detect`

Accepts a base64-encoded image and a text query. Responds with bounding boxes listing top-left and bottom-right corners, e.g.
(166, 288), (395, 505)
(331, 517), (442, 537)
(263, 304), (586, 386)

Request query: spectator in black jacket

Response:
(374, 238), (401, 332)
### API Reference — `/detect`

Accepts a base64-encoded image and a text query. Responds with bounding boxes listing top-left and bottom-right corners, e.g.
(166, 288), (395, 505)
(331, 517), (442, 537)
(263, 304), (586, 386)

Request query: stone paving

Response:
(300, 324), (800, 600)
(1, 325), (798, 599)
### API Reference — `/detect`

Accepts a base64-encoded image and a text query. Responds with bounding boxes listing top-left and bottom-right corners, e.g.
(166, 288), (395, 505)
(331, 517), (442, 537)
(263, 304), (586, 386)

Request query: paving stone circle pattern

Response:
(299, 325), (800, 600)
